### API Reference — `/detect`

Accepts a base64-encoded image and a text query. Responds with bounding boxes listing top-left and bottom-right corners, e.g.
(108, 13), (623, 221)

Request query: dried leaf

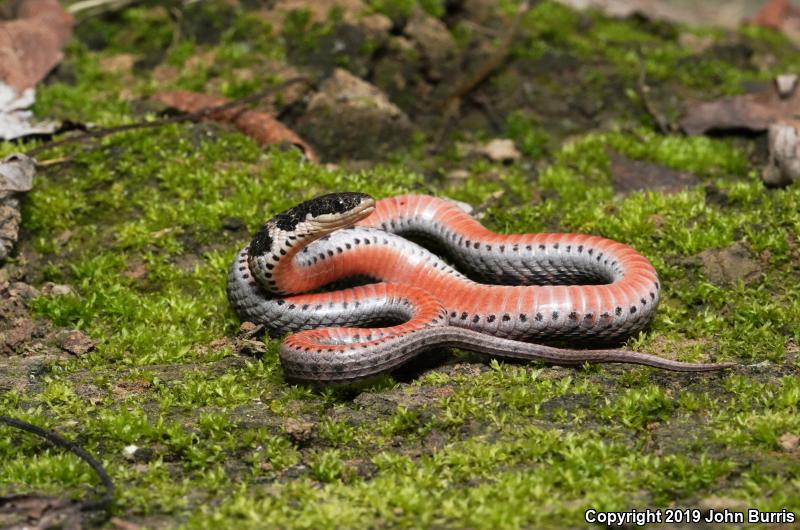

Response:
(680, 83), (800, 135)
(0, 0), (74, 141)
(0, 0), (74, 93)
(151, 90), (318, 162)
(753, 0), (800, 45)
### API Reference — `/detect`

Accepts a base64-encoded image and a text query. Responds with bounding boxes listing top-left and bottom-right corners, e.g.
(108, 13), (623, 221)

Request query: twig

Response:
(470, 93), (503, 133)
(167, 5), (184, 50)
(34, 156), (73, 167)
(636, 68), (672, 135)
(438, 0), (530, 111)
(24, 77), (313, 159)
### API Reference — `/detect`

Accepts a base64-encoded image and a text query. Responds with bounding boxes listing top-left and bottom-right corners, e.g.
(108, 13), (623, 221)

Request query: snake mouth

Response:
(315, 196), (376, 229)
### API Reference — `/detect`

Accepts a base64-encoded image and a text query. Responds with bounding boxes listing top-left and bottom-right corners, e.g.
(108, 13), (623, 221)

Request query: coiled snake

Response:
(227, 193), (732, 384)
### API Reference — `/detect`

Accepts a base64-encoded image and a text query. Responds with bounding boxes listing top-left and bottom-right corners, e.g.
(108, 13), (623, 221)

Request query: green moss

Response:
(3, 1), (800, 528)
(367, 0), (447, 20)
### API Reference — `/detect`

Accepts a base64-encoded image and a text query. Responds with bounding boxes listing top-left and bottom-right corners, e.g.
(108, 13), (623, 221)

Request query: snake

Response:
(227, 192), (733, 384)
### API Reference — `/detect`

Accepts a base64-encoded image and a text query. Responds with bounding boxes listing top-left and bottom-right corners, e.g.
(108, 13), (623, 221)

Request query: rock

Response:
(361, 13), (392, 41)
(1, 317), (33, 349)
(480, 139), (521, 163)
(0, 203), (21, 260)
(282, 418), (315, 446)
(698, 241), (762, 286)
(0, 153), (34, 192)
(296, 68), (414, 160)
(238, 321), (259, 335)
(610, 151), (699, 194)
(122, 444), (139, 461)
(57, 329), (95, 355)
(462, 0), (499, 24)
(40, 282), (73, 296)
(370, 35), (427, 110)
(776, 74), (798, 98)
(403, 8), (456, 81)
(0, 153), (35, 260)
(7, 281), (38, 300)
(763, 120), (800, 187)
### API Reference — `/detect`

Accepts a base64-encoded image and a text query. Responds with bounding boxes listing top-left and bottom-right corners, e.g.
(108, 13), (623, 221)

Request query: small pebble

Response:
(57, 329), (95, 355)
(776, 74), (799, 98)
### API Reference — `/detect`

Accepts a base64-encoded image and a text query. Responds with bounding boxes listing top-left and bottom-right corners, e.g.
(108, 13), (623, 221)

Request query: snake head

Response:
(247, 193), (376, 293)
(273, 192), (376, 232)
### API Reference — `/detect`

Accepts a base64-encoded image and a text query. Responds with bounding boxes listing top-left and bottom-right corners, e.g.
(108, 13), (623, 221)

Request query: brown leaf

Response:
(752, 0), (800, 45)
(754, 0), (794, 28)
(151, 90), (318, 162)
(0, 0), (74, 93)
(680, 83), (800, 135)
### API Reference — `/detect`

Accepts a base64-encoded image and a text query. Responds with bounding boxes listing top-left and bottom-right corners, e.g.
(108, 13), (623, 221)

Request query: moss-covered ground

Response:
(1, 1), (799, 528)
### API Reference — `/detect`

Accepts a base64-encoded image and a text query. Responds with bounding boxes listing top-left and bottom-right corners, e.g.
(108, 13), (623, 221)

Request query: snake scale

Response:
(227, 192), (733, 384)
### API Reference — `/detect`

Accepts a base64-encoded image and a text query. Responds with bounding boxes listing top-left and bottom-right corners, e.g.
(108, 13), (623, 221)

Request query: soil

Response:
(1, 1), (800, 529)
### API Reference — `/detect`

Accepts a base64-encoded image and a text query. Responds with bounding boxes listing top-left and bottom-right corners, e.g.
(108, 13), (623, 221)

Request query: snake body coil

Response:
(227, 193), (732, 383)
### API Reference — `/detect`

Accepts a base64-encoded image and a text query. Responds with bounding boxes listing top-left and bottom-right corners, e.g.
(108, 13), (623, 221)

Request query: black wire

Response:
(0, 415), (114, 512)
